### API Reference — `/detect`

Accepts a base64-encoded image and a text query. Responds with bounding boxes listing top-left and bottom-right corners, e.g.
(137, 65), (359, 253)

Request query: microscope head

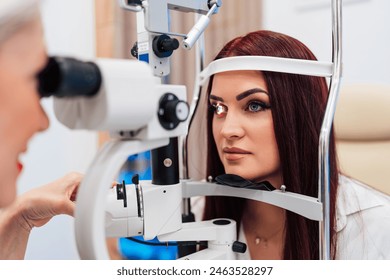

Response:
(38, 56), (189, 140)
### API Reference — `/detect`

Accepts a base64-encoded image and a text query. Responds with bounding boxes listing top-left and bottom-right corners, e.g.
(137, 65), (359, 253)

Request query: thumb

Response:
(62, 199), (76, 216)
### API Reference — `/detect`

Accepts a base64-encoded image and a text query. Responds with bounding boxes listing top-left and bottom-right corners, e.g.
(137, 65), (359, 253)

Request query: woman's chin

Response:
(0, 181), (17, 208)
(223, 168), (253, 179)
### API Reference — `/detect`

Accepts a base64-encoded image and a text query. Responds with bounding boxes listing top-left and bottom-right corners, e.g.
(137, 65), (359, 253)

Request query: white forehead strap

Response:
(199, 56), (333, 86)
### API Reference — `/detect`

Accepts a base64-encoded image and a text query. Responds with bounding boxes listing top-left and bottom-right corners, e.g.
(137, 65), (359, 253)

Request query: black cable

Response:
(126, 237), (207, 247)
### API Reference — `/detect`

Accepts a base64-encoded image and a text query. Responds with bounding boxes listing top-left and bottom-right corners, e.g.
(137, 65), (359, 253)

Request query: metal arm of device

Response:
(122, 0), (221, 76)
(141, 0), (221, 39)
(103, 173), (321, 260)
(104, 179), (322, 235)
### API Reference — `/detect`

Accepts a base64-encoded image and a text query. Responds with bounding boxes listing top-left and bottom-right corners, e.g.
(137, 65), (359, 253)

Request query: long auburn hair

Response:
(202, 30), (339, 259)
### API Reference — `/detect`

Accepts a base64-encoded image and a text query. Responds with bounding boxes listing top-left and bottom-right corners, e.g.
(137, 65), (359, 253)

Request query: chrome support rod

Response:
(318, 0), (342, 260)
(181, 14), (206, 215)
(181, 15), (206, 180)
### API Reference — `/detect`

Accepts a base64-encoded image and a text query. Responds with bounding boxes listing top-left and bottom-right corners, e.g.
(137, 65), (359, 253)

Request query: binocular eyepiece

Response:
(38, 56), (102, 98)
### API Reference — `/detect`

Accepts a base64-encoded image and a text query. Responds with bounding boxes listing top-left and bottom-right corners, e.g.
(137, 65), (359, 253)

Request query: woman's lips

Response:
(17, 161), (23, 173)
(223, 147), (251, 161)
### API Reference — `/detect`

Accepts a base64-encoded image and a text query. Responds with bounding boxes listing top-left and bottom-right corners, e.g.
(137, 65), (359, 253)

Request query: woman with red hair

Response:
(201, 30), (390, 259)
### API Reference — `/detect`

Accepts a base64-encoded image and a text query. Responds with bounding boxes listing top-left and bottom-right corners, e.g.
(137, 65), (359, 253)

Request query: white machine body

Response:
(54, 59), (155, 131)
(105, 186), (143, 238)
(53, 58), (188, 140)
(105, 182), (183, 240)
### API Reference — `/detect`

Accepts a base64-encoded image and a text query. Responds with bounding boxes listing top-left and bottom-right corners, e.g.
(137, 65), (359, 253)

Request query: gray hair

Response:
(0, 0), (41, 45)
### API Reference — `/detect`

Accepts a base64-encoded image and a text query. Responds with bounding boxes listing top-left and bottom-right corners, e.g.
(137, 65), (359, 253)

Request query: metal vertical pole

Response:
(181, 15), (206, 182)
(177, 14), (206, 258)
(318, 0), (342, 260)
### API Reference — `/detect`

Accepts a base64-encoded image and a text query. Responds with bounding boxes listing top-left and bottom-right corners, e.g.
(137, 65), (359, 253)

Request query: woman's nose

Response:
(38, 105), (49, 132)
(220, 113), (245, 140)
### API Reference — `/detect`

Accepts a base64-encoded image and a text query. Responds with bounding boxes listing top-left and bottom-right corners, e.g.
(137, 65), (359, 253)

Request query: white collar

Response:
(336, 175), (389, 231)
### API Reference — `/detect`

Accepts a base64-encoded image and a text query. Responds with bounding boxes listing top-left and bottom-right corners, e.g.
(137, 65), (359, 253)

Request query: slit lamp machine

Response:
(37, 0), (343, 260)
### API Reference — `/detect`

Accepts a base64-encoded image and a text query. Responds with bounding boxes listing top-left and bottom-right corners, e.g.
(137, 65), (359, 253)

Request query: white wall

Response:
(17, 0), (97, 259)
(262, 0), (390, 85)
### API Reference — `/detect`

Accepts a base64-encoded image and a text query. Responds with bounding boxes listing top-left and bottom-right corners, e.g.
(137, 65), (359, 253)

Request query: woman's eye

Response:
(210, 103), (228, 117)
(246, 101), (270, 113)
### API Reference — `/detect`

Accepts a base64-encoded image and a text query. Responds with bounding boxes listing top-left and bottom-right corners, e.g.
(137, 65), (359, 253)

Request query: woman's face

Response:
(210, 70), (282, 187)
(0, 18), (49, 207)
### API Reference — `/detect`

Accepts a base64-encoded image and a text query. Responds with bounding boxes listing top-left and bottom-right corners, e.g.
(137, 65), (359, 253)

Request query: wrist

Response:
(0, 197), (32, 259)
(3, 196), (34, 233)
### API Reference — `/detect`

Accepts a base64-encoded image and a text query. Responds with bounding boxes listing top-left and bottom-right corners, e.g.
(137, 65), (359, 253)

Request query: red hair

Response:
(203, 30), (338, 259)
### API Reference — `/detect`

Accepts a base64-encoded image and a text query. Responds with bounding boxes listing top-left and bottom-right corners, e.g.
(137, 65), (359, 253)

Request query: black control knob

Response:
(232, 241), (247, 253)
(158, 93), (189, 130)
(164, 99), (189, 123)
(116, 180), (127, 208)
(130, 42), (138, 59)
(153, 34), (179, 58)
(160, 38), (179, 52)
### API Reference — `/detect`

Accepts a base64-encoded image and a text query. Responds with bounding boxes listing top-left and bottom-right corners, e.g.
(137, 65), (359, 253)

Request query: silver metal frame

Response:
(319, 0), (342, 260)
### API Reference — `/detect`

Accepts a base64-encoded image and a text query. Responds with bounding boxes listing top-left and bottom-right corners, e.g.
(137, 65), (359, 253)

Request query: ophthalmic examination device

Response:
(37, 0), (343, 260)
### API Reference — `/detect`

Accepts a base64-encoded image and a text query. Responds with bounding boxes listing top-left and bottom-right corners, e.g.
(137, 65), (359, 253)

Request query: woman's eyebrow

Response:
(236, 88), (269, 101)
(209, 88), (268, 102)
(209, 94), (224, 102)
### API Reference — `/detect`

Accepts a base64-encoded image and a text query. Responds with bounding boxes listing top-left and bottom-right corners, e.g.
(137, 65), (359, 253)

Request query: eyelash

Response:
(209, 100), (271, 117)
(245, 100), (271, 113)
(209, 103), (227, 117)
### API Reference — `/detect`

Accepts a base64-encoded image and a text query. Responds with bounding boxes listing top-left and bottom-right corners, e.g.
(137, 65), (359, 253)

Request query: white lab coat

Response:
(334, 175), (390, 259)
(235, 175), (390, 259)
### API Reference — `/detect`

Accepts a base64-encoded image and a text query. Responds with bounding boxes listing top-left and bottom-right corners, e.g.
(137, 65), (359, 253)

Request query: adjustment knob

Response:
(232, 241), (247, 253)
(164, 99), (189, 122)
(115, 180), (127, 208)
(160, 38), (179, 52)
(153, 34), (179, 58)
(130, 42), (138, 59)
(158, 93), (189, 130)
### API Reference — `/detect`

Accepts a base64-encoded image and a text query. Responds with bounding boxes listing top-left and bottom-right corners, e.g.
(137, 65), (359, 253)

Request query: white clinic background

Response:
(17, 0), (390, 259)
(18, 0), (97, 259)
